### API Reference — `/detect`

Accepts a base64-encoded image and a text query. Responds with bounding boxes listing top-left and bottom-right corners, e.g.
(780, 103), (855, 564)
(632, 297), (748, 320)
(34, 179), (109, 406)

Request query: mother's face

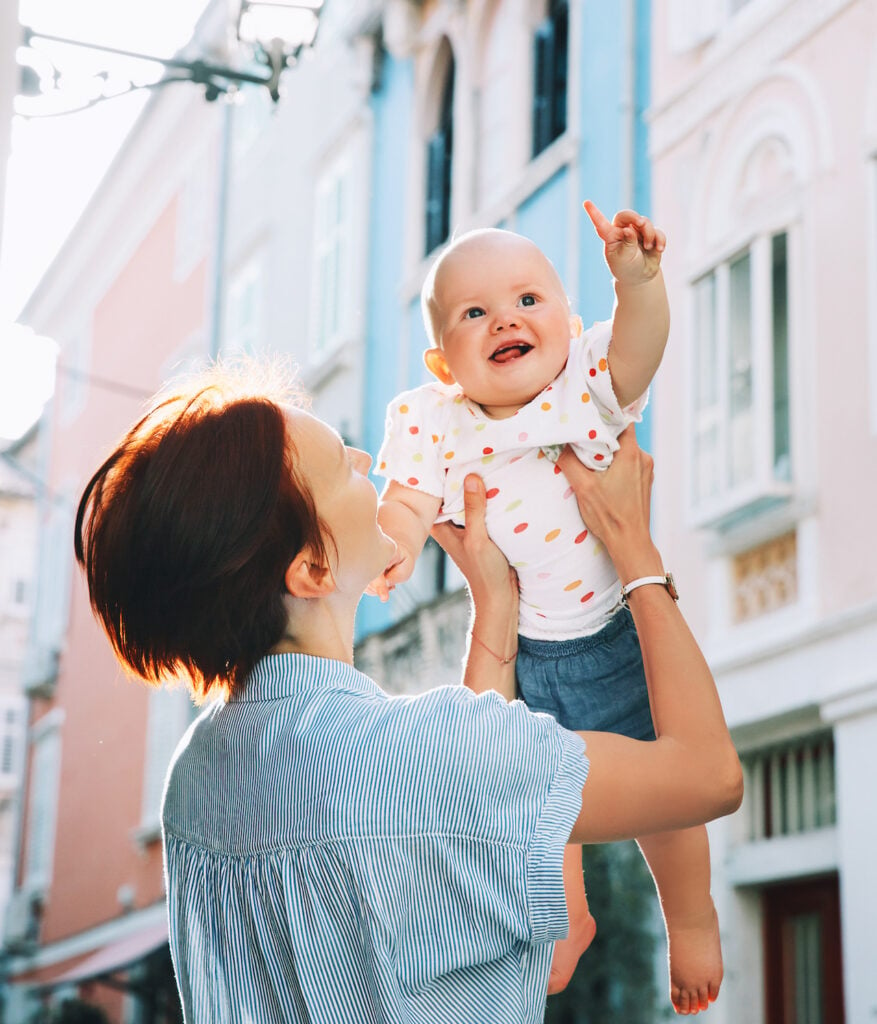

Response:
(286, 410), (397, 595)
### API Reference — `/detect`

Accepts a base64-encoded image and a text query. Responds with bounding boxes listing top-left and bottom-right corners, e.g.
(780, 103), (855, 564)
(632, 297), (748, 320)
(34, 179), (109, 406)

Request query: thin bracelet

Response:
(470, 632), (517, 665)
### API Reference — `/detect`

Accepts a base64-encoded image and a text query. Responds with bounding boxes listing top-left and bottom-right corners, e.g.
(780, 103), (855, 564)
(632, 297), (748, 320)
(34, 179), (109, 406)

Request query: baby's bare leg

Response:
(547, 845), (597, 994)
(637, 825), (721, 1015)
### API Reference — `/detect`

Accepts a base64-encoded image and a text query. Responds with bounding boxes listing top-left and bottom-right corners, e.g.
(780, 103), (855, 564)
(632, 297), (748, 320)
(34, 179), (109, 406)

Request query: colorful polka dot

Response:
(407, 476), (419, 485)
(506, 499), (522, 511)
(379, 461), (386, 470)
(510, 455), (524, 464)
(432, 434), (439, 444)
(518, 432), (528, 442)
(553, 464), (562, 475)
(399, 404), (409, 413)
(537, 450), (546, 460)
(537, 572), (552, 580)
(541, 401), (552, 411)
(589, 429), (597, 440)
(594, 454), (605, 462)
(560, 413), (569, 424)
(409, 426), (419, 435)
(563, 486), (573, 499)
(413, 453), (423, 463)
(589, 368), (597, 378)
(598, 358), (608, 372)
(475, 422), (486, 431)
(580, 591), (595, 603)
(564, 580), (582, 591)
(481, 455), (494, 465)
(444, 451), (455, 460)
(486, 488), (499, 499)
(482, 447), (493, 455)
(574, 529), (589, 544)
(544, 529), (561, 542)
(513, 522), (529, 534)
(581, 393), (591, 403)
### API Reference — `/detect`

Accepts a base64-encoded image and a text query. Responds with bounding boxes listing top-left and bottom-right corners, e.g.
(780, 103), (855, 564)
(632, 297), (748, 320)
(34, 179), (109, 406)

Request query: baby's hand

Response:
(366, 544), (415, 603)
(583, 200), (665, 286)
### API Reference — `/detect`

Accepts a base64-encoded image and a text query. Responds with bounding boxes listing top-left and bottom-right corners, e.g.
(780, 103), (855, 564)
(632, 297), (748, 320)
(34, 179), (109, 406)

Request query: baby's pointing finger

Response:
(582, 199), (614, 240)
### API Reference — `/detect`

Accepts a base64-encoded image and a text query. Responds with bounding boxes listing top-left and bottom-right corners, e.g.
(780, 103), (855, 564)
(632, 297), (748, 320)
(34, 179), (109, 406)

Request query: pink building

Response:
(650, 1), (877, 1021)
(4, 73), (220, 1020)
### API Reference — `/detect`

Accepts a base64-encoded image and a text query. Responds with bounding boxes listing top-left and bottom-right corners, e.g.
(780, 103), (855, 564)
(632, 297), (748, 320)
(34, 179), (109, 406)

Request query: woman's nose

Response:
(350, 448), (372, 473)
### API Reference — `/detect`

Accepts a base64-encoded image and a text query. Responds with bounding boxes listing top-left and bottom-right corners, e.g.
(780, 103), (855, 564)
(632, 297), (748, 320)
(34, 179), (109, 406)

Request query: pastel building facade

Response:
(649, 1), (877, 1021)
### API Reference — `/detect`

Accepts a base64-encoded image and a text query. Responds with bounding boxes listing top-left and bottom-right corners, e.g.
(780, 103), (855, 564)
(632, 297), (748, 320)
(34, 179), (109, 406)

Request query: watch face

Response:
(665, 572), (679, 601)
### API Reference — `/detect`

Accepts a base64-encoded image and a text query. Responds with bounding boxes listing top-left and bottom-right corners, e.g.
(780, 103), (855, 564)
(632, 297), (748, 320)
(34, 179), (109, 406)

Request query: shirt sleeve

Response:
(578, 318), (649, 426)
(375, 385), (450, 499)
(361, 686), (590, 986)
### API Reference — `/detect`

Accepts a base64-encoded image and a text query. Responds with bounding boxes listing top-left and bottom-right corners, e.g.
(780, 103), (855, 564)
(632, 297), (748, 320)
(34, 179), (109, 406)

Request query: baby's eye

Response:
(518, 294), (537, 307)
(464, 307), (485, 319)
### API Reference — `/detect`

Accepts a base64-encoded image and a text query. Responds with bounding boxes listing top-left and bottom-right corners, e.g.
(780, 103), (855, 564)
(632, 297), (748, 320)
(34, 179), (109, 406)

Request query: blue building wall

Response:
(358, 52), (413, 639)
(359, 1), (653, 638)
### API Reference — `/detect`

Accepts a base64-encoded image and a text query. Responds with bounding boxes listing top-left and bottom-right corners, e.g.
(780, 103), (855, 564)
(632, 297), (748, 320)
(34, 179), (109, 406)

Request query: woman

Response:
(75, 366), (741, 1023)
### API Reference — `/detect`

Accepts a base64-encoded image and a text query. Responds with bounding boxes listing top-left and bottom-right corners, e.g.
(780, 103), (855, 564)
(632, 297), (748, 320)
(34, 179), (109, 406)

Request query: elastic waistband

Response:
(517, 606), (631, 658)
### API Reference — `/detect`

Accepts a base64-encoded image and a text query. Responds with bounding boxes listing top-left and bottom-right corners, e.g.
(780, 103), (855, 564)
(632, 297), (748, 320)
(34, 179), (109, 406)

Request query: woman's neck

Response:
(269, 598), (356, 664)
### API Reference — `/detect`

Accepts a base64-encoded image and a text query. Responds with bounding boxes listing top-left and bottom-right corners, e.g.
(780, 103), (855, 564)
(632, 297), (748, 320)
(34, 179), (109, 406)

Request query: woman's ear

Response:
(283, 552), (335, 598)
(424, 347), (456, 386)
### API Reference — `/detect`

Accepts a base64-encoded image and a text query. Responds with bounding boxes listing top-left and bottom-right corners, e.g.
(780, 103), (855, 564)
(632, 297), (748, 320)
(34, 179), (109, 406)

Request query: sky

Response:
(0, 0), (210, 442)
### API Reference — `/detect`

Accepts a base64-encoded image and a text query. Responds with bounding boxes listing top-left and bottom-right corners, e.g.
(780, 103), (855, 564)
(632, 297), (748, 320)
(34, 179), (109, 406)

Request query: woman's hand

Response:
(432, 475), (519, 699)
(556, 425), (662, 584)
(431, 475), (518, 618)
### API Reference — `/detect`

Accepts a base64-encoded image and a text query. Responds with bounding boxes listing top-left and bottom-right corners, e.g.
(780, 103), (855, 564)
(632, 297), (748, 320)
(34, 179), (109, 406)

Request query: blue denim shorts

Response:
(516, 607), (656, 740)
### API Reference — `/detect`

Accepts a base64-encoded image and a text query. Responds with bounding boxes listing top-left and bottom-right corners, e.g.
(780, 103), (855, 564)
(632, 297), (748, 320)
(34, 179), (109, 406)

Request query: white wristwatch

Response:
(620, 572), (678, 608)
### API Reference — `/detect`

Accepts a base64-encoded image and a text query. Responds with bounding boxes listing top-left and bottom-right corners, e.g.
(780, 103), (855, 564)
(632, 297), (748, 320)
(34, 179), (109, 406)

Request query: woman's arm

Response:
(556, 429), (743, 843)
(431, 476), (519, 701)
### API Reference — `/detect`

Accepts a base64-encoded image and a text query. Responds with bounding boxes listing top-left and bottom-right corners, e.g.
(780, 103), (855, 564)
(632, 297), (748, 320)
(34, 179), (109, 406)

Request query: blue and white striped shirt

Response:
(162, 653), (590, 1023)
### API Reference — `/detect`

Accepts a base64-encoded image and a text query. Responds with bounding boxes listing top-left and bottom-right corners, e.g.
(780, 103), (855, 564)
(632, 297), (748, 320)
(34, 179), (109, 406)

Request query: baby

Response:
(371, 202), (722, 1014)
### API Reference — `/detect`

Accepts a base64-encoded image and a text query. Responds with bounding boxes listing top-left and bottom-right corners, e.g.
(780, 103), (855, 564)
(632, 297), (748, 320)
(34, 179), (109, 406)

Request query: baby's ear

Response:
(569, 314), (583, 339)
(424, 347), (456, 385)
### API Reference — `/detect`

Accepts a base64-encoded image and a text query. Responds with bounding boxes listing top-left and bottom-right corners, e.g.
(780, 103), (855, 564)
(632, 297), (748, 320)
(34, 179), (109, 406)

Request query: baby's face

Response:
(428, 233), (573, 419)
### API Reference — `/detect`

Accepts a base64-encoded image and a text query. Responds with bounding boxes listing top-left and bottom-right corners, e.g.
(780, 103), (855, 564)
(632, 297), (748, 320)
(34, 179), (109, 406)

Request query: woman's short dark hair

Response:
(74, 366), (329, 702)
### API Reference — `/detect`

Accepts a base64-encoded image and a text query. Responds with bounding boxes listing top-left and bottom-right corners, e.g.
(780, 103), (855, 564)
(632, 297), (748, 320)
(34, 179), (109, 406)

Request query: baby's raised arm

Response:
(584, 200), (670, 409)
(369, 481), (443, 602)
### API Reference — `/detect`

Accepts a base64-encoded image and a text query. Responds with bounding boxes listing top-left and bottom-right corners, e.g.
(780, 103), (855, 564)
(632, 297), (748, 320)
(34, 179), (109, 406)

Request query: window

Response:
(690, 230), (792, 526)
(140, 687), (196, 833)
(425, 55), (454, 255)
(311, 159), (351, 357)
(740, 733), (835, 844)
(532, 0), (568, 157)
(24, 712), (63, 891)
(225, 257), (264, 356)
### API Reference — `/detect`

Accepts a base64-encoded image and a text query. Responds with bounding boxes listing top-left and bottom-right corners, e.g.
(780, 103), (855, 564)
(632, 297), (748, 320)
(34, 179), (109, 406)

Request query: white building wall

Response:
(651, 1), (877, 1020)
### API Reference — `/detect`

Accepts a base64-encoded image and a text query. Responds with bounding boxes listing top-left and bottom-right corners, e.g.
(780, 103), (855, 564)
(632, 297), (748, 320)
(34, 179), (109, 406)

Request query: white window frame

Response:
(224, 255), (264, 357)
(23, 709), (64, 893)
(0, 696), (26, 788)
(475, 0), (531, 215)
(309, 155), (352, 361)
(686, 225), (797, 530)
(667, 0), (766, 53)
(139, 687), (197, 838)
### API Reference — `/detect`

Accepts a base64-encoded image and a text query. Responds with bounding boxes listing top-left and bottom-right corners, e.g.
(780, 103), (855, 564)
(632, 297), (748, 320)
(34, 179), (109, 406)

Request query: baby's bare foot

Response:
(547, 912), (597, 995)
(667, 903), (722, 1015)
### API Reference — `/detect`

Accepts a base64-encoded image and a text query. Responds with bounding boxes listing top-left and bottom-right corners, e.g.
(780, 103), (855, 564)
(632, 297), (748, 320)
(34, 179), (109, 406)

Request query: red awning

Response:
(10, 918), (170, 989)
(51, 918), (168, 985)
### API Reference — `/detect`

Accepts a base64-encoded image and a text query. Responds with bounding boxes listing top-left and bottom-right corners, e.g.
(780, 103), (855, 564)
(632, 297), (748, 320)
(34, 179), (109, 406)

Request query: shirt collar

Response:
(230, 652), (375, 703)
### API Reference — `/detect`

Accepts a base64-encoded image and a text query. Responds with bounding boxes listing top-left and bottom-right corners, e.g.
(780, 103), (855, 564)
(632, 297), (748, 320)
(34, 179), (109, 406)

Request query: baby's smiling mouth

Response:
(489, 342), (533, 364)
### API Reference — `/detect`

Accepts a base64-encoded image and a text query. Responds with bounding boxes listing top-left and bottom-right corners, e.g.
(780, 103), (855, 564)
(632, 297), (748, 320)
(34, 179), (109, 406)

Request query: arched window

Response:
(425, 51), (454, 255)
(532, 0), (568, 157)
